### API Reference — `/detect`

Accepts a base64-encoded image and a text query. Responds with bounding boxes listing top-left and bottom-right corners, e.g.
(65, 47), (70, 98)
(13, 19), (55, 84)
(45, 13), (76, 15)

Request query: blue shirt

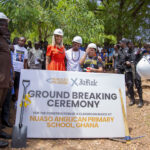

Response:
(80, 47), (85, 51)
(101, 53), (107, 61)
(108, 48), (114, 57)
(142, 50), (150, 55)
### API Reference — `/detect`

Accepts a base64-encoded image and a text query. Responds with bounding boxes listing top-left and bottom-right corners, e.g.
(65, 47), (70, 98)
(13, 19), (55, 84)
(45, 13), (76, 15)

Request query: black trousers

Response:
(1, 88), (12, 123)
(0, 88), (8, 130)
(134, 72), (143, 100)
(125, 71), (143, 100)
(117, 68), (124, 74)
(125, 72), (135, 100)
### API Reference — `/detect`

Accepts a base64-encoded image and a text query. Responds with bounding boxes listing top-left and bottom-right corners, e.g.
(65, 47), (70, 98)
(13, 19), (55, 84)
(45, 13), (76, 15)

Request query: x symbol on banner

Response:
(71, 78), (78, 86)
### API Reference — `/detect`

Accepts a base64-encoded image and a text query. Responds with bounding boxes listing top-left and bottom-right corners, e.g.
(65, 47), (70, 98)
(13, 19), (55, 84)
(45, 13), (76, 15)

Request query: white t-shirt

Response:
(65, 48), (85, 71)
(13, 45), (28, 72)
(98, 47), (103, 53)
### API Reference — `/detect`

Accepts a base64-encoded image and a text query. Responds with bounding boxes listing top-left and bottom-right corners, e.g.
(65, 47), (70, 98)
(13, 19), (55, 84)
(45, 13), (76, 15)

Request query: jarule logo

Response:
(71, 78), (98, 87)
(47, 78), (68, 85)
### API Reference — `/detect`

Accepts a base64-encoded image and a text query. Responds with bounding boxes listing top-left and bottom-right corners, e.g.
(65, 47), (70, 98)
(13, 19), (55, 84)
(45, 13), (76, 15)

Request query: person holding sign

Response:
(65, 36), (85, 71)
(46, 29), (66, 71)
(80, 43), (103, 72)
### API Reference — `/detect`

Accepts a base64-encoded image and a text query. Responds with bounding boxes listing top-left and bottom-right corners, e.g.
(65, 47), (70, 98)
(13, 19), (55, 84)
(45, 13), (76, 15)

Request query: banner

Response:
(15, 69), (126, 138)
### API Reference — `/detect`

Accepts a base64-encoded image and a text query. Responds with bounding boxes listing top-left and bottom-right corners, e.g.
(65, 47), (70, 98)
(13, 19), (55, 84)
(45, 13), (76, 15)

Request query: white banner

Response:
(15, 69), (126, 138)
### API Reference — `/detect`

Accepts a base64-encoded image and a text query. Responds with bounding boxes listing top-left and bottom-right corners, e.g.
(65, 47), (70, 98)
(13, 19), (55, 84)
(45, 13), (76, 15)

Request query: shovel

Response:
(11, 80), (30, 148)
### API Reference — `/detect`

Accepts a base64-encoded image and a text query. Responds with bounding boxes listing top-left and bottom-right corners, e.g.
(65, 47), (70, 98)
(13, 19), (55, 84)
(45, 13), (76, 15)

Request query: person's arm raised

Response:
(79, 48), (90, 65)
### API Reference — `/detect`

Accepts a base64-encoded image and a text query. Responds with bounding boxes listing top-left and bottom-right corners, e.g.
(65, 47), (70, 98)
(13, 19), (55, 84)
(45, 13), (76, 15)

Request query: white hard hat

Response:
(136, 55), (150, 79)
(53, 28), (63, 36)
(88, 43), (97, 49)
(72, 36), (82, 44)
(0, 12), (9, 21)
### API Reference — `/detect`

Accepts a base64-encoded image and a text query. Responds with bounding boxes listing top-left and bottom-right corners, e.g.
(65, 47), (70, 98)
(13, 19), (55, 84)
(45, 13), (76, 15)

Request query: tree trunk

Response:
(116, 0), (125, 42)
(38, 22), (42, 41)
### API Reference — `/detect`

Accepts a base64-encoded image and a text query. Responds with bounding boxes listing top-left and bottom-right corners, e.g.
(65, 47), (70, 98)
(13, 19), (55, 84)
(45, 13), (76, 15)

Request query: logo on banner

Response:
(71, 78), (98, 87)
(47, 78), (68, 85)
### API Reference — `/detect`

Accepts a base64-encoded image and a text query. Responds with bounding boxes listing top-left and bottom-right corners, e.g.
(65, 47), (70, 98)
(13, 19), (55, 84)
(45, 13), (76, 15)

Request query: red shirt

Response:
(46, 45), (66, 71)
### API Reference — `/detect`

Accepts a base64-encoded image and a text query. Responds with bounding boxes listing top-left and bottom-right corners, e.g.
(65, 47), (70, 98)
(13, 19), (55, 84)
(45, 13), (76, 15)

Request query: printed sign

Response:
(15, 70), (126, 138)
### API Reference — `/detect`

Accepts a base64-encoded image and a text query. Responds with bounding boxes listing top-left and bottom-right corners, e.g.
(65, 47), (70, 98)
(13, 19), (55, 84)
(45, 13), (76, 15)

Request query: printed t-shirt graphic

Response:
(16, 50), (24, 62)
(13, 45), (28, 72)
(82, 57), (103, 71)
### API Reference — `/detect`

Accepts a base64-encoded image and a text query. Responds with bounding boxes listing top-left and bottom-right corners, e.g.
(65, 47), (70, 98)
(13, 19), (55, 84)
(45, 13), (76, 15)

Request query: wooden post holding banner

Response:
(119, 89), (131, 144)
(118, 89), (144, 144)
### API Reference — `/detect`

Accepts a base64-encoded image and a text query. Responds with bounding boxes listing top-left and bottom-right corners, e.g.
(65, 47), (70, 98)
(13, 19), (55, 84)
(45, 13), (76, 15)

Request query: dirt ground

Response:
(2, 80), (150, 150)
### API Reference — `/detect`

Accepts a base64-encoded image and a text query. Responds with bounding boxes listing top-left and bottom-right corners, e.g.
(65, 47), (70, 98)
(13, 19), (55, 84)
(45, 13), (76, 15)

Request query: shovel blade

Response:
(11, 125), (27, 148)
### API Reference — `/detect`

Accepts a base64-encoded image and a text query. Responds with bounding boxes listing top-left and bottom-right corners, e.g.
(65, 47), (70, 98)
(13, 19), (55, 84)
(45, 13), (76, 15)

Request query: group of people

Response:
(0, 12), (149, 148)
(116, 39), (150, 108)
(45, 29), (103, 73)
(46, 30), (150, 109)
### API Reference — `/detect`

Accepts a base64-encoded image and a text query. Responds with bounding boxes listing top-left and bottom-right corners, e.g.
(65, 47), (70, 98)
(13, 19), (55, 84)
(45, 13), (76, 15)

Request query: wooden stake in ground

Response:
(119, 88), (131, 144)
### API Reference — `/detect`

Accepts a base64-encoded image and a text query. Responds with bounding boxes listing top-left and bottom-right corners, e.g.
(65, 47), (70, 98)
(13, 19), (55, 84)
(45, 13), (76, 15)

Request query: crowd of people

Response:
(0, 12), (150, 148)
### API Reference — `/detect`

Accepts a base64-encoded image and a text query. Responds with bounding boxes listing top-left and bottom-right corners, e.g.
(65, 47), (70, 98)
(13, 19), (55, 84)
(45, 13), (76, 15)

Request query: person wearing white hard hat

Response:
(46, 28), (66, 71)
(0, 12), (11, 148)
(65, 36), (85, 71)
(80, 43), (103, 72)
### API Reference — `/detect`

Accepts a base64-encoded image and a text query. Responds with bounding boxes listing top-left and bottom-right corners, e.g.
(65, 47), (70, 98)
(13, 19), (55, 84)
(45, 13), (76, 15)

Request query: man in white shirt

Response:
(65, 36), (85, 71)
(12, 37), (28, 101)
(28, 42), (44, 69)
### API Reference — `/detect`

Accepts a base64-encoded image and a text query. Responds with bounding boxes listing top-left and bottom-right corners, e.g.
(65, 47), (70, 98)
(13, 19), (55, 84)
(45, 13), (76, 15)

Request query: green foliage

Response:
(52, 0), (104, 44)
(0, 0), (57, 41)
(90, 0), (150, 42)
(0, 0), (105, 44)
(0, 0), (149, 44)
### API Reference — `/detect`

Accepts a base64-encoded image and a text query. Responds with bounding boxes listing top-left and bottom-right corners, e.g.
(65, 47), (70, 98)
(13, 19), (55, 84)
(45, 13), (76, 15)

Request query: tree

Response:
(51, 0), (104, 44)
(0, 0), (57, 41)
(0, 0), (105, 44)
(88, 0), (150, 42)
